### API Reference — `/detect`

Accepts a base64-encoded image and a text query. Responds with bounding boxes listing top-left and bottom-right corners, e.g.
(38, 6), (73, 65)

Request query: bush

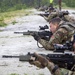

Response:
(9, 73), (19, 75)
(0, 21), (7, 27)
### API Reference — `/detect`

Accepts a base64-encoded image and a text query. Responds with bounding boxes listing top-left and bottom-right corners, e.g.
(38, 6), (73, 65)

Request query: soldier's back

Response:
(64, 15), (75, 23)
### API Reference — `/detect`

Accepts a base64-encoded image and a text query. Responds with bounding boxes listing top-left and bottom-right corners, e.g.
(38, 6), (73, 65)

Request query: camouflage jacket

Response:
(63, 15), (75, 24)
(38, 22), (75, 50)
(49, 68), (75, 75)
(43, 11), (75, 23)
(43, 12), (57, 22)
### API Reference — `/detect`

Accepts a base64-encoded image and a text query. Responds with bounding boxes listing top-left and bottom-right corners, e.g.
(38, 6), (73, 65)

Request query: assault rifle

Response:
(58, 11), (69, 18)
(14, 30), (52, 41)
(38, 12), (49, 17)
(38, 10), (69, 18)
(2, 51), (75, 71)
(54, 41), (73, 52)
(14, 25), (52, 48)
(54, 34), (75, 53)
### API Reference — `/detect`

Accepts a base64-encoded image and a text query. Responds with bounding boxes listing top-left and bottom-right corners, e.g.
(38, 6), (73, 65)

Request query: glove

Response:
(32, 33), (40, 41)
(29, 53), (49, 68)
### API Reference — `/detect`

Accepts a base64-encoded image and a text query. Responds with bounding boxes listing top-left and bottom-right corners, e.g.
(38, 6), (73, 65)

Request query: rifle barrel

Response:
(2, 55), (20, 58)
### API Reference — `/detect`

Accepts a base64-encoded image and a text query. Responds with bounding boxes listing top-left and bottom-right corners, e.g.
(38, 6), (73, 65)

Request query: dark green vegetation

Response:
(0, 0), (75, 13)
(0, 0), (75, 27)
(54, 0), (75, 8)
(9, 73), (19, 75)
(0, 9), (33, 27)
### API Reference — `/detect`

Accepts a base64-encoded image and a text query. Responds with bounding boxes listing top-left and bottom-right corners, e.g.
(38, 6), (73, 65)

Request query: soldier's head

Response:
(49, 17), (61, 33)
(49, 7), (54, 13)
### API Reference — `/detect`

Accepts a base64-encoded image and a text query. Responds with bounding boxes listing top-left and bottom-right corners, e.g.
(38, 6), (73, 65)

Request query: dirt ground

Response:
(0, 9), (51, 75)
(0, 9), (75, 75)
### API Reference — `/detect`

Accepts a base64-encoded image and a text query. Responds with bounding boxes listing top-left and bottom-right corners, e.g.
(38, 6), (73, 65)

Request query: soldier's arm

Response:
(47, 12), (57, 21)
(44, 12), (57, 22)
(64, 15), (75, 23)
(47, 62), (75, 75)
(47, 62), (64, 75)
(38, 28), (68, 50)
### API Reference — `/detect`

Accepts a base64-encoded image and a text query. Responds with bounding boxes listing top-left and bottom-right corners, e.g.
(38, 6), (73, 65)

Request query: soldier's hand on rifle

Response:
(40, 14), (44, 17)
(29, 53), (49, 68)
(32, 33), (40, 41)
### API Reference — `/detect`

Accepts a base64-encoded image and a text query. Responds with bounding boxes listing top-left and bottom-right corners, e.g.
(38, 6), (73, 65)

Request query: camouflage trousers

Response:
(61, 68), (75, 75)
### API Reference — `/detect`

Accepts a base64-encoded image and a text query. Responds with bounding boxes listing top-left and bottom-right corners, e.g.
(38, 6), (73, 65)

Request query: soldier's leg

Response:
(61, 68), (71, 75)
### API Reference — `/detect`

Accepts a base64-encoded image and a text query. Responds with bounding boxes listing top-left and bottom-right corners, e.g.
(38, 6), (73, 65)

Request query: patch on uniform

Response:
(56, 31), (64, 38)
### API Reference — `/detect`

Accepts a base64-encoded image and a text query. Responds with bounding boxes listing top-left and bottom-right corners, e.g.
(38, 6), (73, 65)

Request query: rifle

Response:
(38, 10), (69, 18)
(14, 30), (52, 43)
(2, 52), (75, 71)
(58, 11), (69, 18)
(14, 30), (52, 40)
(14, 25), (53, 48)
(54, 34), (75, 53)
(14, 25), (50, 37)
(38, 12), (49, 17)
(54, 41), (73, 52)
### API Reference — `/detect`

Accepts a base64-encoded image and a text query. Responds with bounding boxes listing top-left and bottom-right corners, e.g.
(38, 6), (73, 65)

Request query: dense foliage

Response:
(0, 0), (75, 12)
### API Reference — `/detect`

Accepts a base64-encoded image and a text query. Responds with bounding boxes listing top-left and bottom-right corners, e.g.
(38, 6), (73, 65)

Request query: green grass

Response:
(0, 8), (33, 27)
(9, 73), (45, 75)
(12, 21), (18, 25)
(54, 2), (75, 10)
(9, 73), (19, 75)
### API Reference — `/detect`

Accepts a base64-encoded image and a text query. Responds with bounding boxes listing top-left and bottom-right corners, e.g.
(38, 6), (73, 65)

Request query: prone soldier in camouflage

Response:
(32, 17), (75, 50)
(41, 8), (58, 22)
(43, 10), (75, 23)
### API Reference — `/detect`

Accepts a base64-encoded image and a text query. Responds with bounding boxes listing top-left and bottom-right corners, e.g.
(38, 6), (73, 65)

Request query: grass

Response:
(12, 21), (18, 25)
(62, 7), (75, 10)
(0, 6), (75, 27)
(54, 2), (75, 10)
(9, 73), (45, 75)
(0, 8), (33, 27)
(9, 73), (19, 75)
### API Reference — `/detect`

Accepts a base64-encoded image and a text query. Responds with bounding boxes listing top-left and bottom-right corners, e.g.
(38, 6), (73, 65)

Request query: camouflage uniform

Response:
(38, 22), (75, 50)
(43, 11), (75, 24)
(47, 64), (75, 75)
(43, 11), (58, 22)
(63, 15), (75, 24)
(47, 63), (75, 75)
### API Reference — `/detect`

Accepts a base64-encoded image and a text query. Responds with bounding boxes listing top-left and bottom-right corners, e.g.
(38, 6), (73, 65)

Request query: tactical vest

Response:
(63, 15), (75, 24)
(59, 22), (75, 41)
